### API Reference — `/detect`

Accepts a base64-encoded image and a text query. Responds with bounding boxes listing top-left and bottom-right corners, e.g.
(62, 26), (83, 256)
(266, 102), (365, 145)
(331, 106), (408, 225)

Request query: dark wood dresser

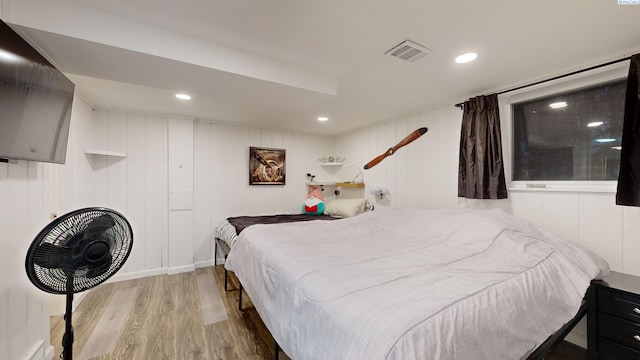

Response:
(588, 271), (640, 359)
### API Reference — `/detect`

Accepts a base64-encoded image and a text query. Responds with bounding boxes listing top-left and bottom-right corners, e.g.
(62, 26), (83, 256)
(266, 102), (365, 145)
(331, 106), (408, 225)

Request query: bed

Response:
(214, 214), (337, 256)
(214, 198), (372, 292)
(224, 207), (609, 360)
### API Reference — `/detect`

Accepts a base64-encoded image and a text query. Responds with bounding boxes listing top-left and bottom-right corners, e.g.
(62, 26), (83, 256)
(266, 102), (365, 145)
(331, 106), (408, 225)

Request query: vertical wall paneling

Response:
(509, 192), (543, 225)
(68, 108), (169, 278)
(238, 127), (254, 214)
(268, 130), (283, 214)
(7, 162), (28, 360)
(363, 124), (385, 207)
(280, 131), (294, 210)
(425, 107), (461, 206)
(145, 115), (168, 271)
(622, 207), (640, 276)
(40, 163), (54, 343)
(105, 111), (128, 215)
(88, 110), (109, 152)
(395, 118), (409, 207)
(385, 122), (398, 206)
(168, 117), (195, 273)
(542, 193), (580, 244)
(81, 110), (108, 208)
(0, 161), (56, 360)
(62, 95), (91, 213)
(194, 121), (213, 265)
(578, 193), (623, 272)
(222, 125), (238, 216)
(25, 161), (45, 355)
(125, 114), (147, 274)
(249, 127), (266, 214)
(209, 123), (227, 262)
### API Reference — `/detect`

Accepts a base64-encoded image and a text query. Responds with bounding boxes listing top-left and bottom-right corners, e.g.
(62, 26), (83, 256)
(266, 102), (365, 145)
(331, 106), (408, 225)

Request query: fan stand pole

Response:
(62, 283), (74, 360)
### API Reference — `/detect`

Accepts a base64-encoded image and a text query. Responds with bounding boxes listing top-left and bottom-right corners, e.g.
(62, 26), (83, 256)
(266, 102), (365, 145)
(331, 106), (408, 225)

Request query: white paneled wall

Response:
(65, 107), (169, 279)
(0, 161), (55, 360)
(68, 109), (334, 277)
(168, 117), (195, 273)
(193, 120), (334, 264)
(337, 106), (463, 209)
(336, 103), (640, 277)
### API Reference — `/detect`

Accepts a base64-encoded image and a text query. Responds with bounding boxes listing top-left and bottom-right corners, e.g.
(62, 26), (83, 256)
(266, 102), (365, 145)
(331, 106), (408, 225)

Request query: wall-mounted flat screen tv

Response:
(0, 18), (75, 164)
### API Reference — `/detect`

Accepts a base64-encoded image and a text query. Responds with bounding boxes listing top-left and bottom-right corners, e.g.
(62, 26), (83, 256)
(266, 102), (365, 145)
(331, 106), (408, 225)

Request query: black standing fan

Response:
(25, 207), (133, 360)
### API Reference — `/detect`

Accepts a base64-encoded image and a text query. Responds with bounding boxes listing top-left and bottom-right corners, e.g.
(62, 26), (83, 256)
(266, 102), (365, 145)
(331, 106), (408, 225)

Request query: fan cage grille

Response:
(26, 208), (133, 294)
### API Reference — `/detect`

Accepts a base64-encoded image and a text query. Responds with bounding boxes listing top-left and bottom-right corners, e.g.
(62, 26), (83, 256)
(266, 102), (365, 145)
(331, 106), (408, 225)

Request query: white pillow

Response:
(324, 198), (367, 218)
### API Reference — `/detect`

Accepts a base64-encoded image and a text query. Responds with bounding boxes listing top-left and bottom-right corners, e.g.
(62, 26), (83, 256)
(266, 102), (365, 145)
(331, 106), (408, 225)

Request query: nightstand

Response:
(588, 271), (640, 359)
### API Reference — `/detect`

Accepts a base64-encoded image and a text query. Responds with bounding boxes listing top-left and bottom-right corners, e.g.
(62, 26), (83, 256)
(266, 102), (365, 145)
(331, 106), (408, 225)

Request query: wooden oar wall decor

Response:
(363, 127), (428, 170)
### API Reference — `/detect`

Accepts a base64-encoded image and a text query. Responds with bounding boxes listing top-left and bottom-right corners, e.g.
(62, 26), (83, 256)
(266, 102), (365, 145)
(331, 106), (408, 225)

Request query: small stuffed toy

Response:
(303, 185), (325, 215)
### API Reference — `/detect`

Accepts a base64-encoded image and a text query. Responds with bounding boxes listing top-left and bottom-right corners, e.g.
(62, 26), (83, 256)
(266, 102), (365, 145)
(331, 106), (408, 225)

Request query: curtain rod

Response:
(454, 56), (632, 109)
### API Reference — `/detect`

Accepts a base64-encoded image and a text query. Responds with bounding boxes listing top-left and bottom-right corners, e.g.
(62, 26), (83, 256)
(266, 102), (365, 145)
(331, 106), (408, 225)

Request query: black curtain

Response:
(616, 54), (640, 206)
(458, 94), (508, 199)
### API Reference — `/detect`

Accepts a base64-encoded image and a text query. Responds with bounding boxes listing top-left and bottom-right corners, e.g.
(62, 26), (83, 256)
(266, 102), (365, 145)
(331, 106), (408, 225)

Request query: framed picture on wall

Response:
(249, 146), (286, 185)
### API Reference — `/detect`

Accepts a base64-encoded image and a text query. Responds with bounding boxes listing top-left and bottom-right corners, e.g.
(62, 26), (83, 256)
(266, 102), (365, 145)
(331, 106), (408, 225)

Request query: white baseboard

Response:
(102, 262), (215, 283)
(107, 267), (169, 283)
(167, 264), (195, 275)
(195, 259), (215, 268)
(564, 331), (587, 349)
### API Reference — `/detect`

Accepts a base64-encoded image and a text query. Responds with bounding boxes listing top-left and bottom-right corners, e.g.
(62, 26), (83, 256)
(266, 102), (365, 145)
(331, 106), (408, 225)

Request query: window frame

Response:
(499, 61), (629, 193)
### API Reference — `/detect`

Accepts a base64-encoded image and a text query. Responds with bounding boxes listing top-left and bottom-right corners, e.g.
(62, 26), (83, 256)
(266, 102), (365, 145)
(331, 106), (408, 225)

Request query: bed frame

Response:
(214, 237), (233, 292)
(526, 300), (588, 360)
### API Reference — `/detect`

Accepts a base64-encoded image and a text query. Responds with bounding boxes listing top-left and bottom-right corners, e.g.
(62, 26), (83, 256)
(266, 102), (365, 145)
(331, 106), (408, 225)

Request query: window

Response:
(512, 79), (626, 181)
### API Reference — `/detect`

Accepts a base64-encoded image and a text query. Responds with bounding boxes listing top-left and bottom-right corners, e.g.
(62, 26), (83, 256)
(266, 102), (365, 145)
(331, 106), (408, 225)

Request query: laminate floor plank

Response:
(51, 279), (124, 359)
(77, 286), (138, 360)
(108, 276), (157, 360)
(140, 274), (174, 360)
(175, 271), (211, 360)
(197, 271), (228, 325)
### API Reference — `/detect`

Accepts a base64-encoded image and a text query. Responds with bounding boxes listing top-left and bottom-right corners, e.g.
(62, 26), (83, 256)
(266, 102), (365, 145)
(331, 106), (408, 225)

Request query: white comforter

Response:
(225, 207), (608, 360)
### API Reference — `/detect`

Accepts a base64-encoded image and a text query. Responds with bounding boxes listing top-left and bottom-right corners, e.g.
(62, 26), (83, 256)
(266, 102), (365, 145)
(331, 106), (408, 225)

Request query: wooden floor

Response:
(51, 265), (586, 360)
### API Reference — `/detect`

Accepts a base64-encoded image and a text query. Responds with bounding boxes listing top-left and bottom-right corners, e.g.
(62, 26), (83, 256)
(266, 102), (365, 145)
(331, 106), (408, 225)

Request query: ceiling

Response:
(5, 0), (640, 135)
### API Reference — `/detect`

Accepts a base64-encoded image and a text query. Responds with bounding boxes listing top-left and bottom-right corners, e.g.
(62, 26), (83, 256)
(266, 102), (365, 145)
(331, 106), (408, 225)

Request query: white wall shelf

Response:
(307, 181), (337, 186)
(84, 149), (127, 157)
(336, 182), (365, 188)
(306, 181), (365, 188)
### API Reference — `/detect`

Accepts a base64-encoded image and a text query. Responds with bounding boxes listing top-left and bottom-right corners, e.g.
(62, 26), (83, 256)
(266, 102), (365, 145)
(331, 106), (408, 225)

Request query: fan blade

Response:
(84, 214), (116, 236)
(32, 242), (65, 269)
(364, 127), (428, 169)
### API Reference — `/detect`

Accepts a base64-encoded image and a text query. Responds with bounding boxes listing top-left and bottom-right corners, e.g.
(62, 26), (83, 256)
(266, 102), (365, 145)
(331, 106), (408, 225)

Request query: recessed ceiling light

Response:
(455, 53), (477, 64)
(176, 93), (191, 100)
(549, 101), (567, 109)
(317, 116), (329, 122)
(587, 121), (604, 127)
(596, 138), (616, 143)
(612, 146), (622, 150)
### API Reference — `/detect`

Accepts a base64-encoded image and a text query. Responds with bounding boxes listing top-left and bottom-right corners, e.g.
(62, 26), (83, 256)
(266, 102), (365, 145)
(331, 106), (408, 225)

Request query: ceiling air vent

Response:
(385, 40), (432, 63)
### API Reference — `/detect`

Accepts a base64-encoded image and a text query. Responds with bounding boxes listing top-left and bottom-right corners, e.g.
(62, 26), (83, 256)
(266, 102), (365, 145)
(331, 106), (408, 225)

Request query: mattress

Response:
(214, 219), (239, 248)
(214, 213), (337, 249)
(224, 207), (609, 360)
